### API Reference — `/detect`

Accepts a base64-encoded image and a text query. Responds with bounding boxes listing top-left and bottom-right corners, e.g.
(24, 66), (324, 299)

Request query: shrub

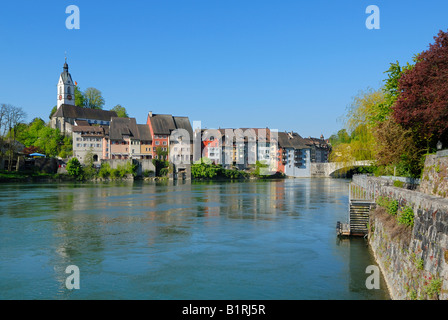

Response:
(98, 162), (111, 178)
(191, 162), (220, 179)
(254, 160), (269, 177)
(376, 196), (390, 208)
(110, 168), (121, 178)
(223, 168), (247, 179)
(160, 168), (169, 177)
(424, 278), (442, 299)
(143, 170), (154, 177)
(398, 206), (414, 227)
(387, 199), (399, 216)
(393, 180), (404, 188)
(66, 158), (83, 178)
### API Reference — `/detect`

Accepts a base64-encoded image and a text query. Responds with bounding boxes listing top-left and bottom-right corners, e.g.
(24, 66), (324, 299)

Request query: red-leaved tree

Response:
(393, 29), (448, 145)
(23, 146), (43, 155)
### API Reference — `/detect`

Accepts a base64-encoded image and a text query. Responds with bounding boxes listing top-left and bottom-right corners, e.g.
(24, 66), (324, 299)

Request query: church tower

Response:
(57, 59), (75, 109)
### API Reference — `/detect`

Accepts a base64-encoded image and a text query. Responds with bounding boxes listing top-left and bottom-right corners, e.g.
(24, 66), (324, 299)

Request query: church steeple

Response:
(57, 59), (75, 109)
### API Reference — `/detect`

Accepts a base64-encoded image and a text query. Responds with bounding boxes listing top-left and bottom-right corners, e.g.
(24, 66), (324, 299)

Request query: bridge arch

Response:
(311, 161), (375, 177)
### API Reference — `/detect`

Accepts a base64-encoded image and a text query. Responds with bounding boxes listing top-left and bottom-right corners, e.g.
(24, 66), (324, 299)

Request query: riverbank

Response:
(353, 174), (448, 300)
(0, 170), (73, 183)
(0, 171), (287, 183)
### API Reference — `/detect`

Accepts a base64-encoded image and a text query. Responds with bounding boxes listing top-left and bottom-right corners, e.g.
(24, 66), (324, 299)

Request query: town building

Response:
(146, 112), (193, 162)
(72, 125), (106, 164)
(304, 135), (331, 163)
(108, 117), (153, 160)
(200, 128), (277, 172)
(277, 132), (311, 178)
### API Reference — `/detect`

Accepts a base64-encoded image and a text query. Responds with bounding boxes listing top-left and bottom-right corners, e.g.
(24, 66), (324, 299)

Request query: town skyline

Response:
(2, 1), (448, 138)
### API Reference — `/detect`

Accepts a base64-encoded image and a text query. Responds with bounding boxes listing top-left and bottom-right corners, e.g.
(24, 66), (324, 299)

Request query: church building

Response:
(50, 61), (117, 135)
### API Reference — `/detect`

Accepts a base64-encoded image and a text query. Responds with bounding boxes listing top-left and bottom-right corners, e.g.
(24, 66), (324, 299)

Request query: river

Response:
(0, 178), (390, 299)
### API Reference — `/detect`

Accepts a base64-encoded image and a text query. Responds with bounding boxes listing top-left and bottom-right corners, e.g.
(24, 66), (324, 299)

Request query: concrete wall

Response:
(354, 175), (448, 299)
(135, 159), (156, 176)
(100, 159), (155, 177)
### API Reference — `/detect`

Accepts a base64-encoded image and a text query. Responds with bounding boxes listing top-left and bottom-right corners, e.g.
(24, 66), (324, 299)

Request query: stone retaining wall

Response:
(353, 175), (448, 299)
(420, 154), (448, 198)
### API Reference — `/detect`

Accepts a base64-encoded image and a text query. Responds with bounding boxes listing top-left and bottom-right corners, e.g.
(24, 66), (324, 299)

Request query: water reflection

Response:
(0, 179), (389, 299)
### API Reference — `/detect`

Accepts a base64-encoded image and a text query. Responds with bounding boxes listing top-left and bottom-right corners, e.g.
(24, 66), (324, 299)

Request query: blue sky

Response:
(1, 0), (447, 138)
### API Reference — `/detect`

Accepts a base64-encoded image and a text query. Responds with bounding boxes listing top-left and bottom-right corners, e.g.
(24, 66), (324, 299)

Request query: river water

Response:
(0, 178), (389, 300)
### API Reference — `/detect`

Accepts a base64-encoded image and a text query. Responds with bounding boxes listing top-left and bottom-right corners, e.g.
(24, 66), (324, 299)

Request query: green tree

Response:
(368, 61), (414, 126)
(66, 157), (83, 178)
(75, 85), (86, 107)
(15, 118), (72, 158)
(98, 162), (111, 178)
(49, 105), (57, 119)
(84, 87), (105, 109)
(82, 148), (97, 179)
(111, 104), (129, 118)
(330, 89), (383, 163)
(329, 129), (351, 146)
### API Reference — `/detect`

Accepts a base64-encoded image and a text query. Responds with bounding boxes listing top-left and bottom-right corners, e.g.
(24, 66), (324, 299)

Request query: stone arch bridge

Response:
(310, 161), (374, 177)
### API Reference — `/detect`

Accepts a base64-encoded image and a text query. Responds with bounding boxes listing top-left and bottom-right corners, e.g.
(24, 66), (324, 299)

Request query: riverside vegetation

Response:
(329, 29), (448, 179)
(191, 158), (284, 180)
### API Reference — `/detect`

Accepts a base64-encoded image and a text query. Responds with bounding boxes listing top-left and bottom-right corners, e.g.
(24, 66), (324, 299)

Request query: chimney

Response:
(149, 111), (153, 117)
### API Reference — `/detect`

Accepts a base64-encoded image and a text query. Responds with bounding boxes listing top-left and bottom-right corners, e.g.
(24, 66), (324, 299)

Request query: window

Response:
(155, 141), (160, 145)
(163, 141), (167, 145)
